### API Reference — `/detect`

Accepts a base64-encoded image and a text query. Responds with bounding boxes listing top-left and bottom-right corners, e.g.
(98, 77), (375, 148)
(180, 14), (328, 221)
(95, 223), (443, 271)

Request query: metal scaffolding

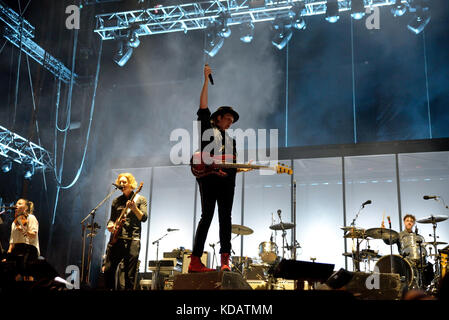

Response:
(94, 0), (396, 40)
(0, 125), (53, 171)
(0, 0), (77, 84)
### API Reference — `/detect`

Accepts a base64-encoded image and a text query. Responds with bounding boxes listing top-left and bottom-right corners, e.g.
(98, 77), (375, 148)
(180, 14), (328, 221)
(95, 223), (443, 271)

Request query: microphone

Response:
(208, 73), (214, 85)
(167, 228), (179, 232)
(362, 200), (372, 207)
(209, 243), (215, 248)
(423, 195), (438, 200)
(0, 206), (17, 210)
(415, 225), (419, 235)
(112, 183), (123, 190)
(387, 216), (391, 227)
(277, 209), (281, 218)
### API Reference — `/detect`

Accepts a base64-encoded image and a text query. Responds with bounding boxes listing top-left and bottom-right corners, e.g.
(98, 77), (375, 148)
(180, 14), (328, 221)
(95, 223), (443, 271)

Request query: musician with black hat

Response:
(188, 64), (249, 273)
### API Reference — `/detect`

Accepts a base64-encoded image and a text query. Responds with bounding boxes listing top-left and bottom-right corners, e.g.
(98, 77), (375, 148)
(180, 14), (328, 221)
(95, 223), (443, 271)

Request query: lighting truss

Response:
(0, 1), (77, 84)
(94, 0), (399, 40)
(0, 125), (53, 171)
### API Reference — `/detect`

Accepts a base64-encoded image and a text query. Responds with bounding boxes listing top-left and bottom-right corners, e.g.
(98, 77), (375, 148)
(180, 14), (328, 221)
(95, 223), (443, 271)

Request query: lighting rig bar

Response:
(94, 0), (396, 40)
(0, 1), (77, 84)
(0, 125), (53, 171)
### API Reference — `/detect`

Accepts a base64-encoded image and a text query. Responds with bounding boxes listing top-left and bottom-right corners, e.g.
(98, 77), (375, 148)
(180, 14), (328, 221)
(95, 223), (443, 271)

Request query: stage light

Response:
(391, 0), (407, 17)
(23, 161), (34, 180)
(128, 30), (140, 48)
(1, 159), (12, 173)
(217, 13), (232, 38)
(204, 24), (225, 57)
(351, 0), (366, 20)
(289, 3), (306, 30)
(407, 0), (430, 34)
(326, 0), (340, 23)
(239, 22), (254, 43)
(271, 18), (293, 50)
(407, 12), (430, 34)
(113, 40), (133, 67)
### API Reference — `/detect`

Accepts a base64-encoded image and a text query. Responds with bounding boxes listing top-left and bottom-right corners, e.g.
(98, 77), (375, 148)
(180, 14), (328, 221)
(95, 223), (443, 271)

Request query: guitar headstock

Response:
(136, 182), (144, 194)
(276, 163), (293, 175)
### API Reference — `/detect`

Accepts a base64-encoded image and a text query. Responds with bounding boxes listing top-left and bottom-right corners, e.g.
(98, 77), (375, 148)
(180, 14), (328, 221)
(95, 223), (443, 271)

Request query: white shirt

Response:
(10, 214), (40, 256)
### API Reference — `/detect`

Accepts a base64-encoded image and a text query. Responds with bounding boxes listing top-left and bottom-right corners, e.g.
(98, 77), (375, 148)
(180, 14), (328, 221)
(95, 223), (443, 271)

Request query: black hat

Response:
(210, 106), (239, 123)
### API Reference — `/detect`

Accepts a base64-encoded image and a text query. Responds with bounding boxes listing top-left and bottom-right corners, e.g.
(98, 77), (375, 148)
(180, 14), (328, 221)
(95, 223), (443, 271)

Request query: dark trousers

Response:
(103, 239), (140, 290)
(9, 243), (38, 276)
(193, 177), (235, 257)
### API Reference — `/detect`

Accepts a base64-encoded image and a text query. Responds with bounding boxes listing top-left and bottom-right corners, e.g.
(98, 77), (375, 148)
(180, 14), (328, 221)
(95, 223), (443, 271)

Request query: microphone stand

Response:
(80, 186), (118, 285)
(349, 204), (367, 272)
(388, 219), (393, 275)
(151, 233), (168, 290)
(209, 242), (218, 270)
(277, 213), (290, 260)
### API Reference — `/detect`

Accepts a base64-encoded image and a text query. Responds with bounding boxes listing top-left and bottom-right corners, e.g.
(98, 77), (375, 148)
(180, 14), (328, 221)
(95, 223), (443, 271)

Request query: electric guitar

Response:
(109, 182), (143, 245)
(190, 151), (293, 178)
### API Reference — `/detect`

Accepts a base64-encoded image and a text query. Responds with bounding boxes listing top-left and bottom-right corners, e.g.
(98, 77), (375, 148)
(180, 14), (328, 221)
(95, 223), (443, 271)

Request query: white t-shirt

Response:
(10, 214), (40, 256)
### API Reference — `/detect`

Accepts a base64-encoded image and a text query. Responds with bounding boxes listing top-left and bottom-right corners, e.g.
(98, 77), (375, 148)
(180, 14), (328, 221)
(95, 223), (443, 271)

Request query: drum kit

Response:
(342, 214), (449, 294)
(228, 218), (298, 289)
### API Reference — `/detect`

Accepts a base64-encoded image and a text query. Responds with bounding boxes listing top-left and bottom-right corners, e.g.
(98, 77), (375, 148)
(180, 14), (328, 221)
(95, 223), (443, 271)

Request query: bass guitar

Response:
(190, 151), (292, 178)
(109, 182), (143, 245)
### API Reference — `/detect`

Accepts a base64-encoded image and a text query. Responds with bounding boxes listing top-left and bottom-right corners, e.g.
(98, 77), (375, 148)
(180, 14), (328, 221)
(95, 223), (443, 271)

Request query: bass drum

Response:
(375, 254), (414, 289)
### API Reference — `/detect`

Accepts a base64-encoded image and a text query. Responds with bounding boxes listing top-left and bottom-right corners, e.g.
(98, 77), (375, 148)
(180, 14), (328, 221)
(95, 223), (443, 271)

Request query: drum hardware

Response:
(345, 201), (377, 272)
(271, 209), (294, 260)
(423, 241), (448, 246)
(230, 224), (253, 274)
(418, 215), (447, 288)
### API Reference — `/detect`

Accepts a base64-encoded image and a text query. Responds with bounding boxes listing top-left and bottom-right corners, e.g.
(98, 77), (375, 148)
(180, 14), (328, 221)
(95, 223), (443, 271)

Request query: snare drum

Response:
(375, 254), (414, 288)
(258, 241), (278, 264)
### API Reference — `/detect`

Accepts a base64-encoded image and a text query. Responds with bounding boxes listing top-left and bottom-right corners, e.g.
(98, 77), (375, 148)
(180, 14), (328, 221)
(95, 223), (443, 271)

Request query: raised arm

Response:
(200, 64), (212, 109)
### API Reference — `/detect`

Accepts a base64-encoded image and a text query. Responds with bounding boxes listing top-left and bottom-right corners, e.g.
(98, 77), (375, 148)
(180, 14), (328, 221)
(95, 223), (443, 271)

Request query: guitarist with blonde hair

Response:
(103, 172), (147, 290)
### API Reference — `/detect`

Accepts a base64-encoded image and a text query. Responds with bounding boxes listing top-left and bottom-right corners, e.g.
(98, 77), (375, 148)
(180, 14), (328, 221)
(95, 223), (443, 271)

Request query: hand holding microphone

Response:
(205, 64), (214, 85)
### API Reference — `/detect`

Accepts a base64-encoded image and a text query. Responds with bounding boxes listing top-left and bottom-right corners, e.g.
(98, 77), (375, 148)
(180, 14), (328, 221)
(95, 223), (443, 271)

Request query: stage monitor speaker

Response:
(273, 259), (334, 282)
(173, 271), (252, 290)
(182, 252), (209, 274)
(344, 272), (402, 300)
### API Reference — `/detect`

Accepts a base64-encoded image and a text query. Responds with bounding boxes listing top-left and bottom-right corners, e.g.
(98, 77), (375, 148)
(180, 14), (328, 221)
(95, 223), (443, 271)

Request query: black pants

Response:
(103, 239), (140, 290)
(9, 243), (38, 276)
(193, 177), (235, 257)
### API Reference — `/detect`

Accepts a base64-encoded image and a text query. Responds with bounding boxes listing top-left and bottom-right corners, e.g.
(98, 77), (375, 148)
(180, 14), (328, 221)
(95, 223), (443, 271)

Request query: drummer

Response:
(382, 214), (417, 252)
(383, 214), (434, 286)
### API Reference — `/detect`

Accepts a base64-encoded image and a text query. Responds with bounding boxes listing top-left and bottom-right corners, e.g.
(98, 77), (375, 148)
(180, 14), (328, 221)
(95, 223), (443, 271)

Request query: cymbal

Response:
(423, 241), (448, 246)
(417, 215), (448, 224)
(269, 222), (295, 231)
(366, 228), (399, 241)
(341, 226), (364, 231)
(343, 228), (367, 239)
(231, 224), (253, 235)
(344, 233), (367, 239)
(342, 250), (381, 260)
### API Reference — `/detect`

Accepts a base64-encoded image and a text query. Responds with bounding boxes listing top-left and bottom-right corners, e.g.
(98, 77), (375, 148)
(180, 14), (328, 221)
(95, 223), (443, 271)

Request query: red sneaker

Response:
(188, 255), (215, 273)
(220, 253), (231, 272)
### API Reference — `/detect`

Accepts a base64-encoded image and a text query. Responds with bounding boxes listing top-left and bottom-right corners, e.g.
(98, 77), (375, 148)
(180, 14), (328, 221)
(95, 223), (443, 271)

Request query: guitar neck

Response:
(216, 163), (271, 170)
